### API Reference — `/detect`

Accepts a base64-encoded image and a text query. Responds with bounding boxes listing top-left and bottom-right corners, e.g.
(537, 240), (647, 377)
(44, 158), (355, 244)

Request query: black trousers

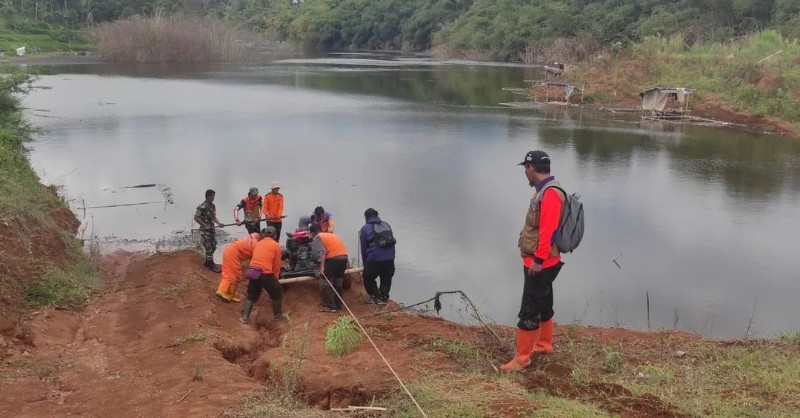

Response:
(517, 262), (564, 330)
(246, 273), (282, 303)
(245, 221), (261, 234)
(267, 221), (282, 243)
(320, 257), (347, 309)
(363, 259), (395, 301)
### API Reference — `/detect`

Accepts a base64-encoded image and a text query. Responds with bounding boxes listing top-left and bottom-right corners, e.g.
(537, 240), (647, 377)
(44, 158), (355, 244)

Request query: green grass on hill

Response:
(0, 29), (90, 56)
(569, 30), (800, 126)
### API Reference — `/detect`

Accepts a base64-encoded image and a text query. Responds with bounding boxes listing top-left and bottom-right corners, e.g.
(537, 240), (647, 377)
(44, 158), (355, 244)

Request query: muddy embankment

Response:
(0, 186), (83, 344)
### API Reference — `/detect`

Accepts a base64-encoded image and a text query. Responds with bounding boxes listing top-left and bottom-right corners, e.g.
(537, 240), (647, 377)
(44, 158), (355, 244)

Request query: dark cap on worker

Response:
(261, 226), (277, 237)
(518, 150), (551, 166)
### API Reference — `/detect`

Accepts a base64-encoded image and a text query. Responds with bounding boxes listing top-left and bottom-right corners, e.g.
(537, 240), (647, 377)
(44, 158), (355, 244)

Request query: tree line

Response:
(215, 0), (800, 61)
(3, 0), (799, 61)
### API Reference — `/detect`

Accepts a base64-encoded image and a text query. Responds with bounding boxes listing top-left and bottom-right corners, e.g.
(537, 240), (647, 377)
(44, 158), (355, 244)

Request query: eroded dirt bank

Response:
(2, 250), (797, 417)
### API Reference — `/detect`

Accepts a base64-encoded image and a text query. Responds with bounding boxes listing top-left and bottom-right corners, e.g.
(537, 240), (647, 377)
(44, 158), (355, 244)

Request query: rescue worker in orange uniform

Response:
(263, 181), (284, 243)
(311, 206), (335, 233)
(501, 150), (565, 372)
(241, 226), (285, 323)
(215, 232), (262, 303)
(309, 224), (349, 313)
(234, 187), (262, 234)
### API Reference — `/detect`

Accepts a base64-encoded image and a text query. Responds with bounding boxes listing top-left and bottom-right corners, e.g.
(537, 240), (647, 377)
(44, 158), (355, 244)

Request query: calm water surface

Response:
(23, 55), (800, 337)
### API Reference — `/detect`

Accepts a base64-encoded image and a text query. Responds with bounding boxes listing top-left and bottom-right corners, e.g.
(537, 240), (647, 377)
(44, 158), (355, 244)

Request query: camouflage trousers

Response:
(200, 230), (216, 261)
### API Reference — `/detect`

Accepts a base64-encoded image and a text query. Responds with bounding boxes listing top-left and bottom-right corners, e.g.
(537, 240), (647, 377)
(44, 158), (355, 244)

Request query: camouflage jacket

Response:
(195, 201), (217, 230)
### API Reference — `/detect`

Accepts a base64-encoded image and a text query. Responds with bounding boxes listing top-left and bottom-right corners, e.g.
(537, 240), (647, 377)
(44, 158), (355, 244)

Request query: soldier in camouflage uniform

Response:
(194, 189), (224, 272)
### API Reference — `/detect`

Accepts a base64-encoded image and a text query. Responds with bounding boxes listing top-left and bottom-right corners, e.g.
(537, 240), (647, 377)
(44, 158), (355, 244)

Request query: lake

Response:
(23, 55), (800, 338)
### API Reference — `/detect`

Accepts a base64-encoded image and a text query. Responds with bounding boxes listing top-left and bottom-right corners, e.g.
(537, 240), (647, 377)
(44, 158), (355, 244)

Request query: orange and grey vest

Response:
(518, 179), (564, 258)
(241, 195), (262, 221)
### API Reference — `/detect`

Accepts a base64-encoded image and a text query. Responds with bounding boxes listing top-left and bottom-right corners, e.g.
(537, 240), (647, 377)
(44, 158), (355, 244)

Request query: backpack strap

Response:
(367, 222), (380, 247)
(534, 181), (566, 206)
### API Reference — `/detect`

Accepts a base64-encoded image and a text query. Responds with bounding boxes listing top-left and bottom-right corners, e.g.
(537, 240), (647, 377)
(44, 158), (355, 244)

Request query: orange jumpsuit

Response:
(216, 233), (260, 301)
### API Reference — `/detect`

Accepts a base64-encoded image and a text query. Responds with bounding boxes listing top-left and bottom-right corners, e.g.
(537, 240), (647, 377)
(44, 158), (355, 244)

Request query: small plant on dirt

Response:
(570, 365), (589, 386)
(280, 320), (311, 399)
(637, 364), (674, 386)
(325, 317), (362, 357)
(603, 348), (623, 372)
(192, 365), (204, 381)
(565, 323), (578, 340)
(157, 282), (189, 299)
(167, 331), (213, 347)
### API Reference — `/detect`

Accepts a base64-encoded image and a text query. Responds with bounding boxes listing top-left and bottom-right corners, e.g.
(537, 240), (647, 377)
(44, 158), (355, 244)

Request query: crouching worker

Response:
(216, 232), (262, 303)
(240, 226), (285, 323)
(309, 224), (349, 313)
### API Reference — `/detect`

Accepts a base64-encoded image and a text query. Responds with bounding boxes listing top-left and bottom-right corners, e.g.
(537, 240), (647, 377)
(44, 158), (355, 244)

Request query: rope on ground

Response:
(358, 290), (511, 352)
(321, 272), (429, 418)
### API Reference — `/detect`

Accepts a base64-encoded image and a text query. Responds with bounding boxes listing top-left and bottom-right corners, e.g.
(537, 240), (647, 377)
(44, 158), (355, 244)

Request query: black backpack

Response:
(371, 221), (397, 248)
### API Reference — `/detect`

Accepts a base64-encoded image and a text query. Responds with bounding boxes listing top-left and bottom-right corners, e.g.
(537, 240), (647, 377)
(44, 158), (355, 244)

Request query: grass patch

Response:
(0, 29), (90, 55)
(226, 390), (330, 418)
(780, 331), (800, 345)
(22, 253), (101, 309)
(553, 331), (800, 417)
(618, 343), (800, 416)
(167, 331), (214, 348)
(382, 372), (590, 417)
(525, 391), (615, 418)
(325, 317), (361, 357)
(0, 358), (63, 381)
(381, 373), (505, 417)
(420, 336), (493, 371)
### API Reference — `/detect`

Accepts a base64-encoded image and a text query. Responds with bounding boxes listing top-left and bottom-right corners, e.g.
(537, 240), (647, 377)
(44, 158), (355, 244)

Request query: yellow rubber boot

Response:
(533, 318), (555, 354)
(227, 282), (241, 303)
(215, 282), (233, 303)
(500, 328), (539, 372)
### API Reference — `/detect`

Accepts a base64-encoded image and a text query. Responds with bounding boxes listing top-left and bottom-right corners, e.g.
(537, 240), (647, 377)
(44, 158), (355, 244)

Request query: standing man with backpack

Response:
(360, 208), (396, 305)
(501, 150), (579, 372)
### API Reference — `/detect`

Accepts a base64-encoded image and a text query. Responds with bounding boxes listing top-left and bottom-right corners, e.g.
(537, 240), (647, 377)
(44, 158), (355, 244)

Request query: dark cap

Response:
(518, 150), (551, 166)
(261, 226), (277, 237)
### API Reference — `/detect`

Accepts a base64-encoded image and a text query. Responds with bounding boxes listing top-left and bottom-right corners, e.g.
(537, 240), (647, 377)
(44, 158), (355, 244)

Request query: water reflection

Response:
(23, 58), (800, 338)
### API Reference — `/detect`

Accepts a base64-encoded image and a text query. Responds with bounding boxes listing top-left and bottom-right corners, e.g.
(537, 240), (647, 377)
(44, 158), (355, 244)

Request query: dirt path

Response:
(0, 251), (487, 416)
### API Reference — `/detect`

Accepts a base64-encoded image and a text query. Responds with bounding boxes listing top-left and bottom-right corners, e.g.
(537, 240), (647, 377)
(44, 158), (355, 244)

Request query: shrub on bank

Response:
(92, 16), (250, 63)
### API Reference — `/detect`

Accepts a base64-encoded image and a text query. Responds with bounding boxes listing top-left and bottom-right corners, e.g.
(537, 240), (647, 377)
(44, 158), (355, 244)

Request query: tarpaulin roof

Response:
(640, 87), (691, 111)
